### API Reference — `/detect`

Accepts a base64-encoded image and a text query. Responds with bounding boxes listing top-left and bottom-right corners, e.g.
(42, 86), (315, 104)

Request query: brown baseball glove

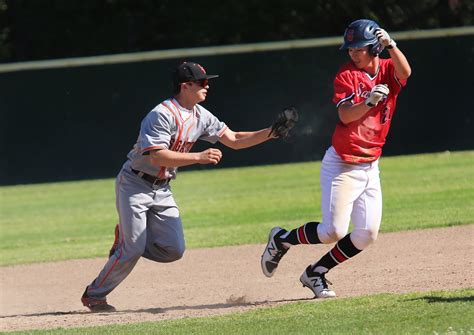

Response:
(269, 106), (299, 139)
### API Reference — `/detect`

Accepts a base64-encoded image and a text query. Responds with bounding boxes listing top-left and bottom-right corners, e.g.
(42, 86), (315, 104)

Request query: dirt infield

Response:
(1, 225), (473, 332)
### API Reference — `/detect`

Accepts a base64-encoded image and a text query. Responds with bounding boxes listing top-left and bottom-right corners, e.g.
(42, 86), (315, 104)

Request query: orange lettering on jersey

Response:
(161, 102), (184, 152)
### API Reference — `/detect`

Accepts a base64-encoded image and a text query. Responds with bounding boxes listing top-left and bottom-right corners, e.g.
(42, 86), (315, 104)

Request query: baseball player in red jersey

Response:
(261, 19), (411, 298)
(81, 62), (296, 312)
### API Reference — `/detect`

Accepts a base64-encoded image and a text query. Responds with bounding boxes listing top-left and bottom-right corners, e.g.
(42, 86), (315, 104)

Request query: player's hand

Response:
(198, 148), (222, 165)
(375, 28), (397, 49)
(365, 84), (390, 107)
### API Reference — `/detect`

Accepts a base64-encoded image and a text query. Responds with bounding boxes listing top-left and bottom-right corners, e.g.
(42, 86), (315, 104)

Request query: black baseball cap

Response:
(173, 62), (219, 84)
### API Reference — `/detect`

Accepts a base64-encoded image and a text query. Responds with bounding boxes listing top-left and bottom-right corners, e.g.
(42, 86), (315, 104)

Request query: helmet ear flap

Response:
(370, 42), (384, 56)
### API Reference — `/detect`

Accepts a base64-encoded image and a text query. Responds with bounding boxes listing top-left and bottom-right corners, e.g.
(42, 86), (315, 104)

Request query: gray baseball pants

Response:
(86, 162), (185, 299)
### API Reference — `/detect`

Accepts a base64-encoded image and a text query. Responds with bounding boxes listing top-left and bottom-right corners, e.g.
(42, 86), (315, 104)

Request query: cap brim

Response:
(175, 74), (219, 83)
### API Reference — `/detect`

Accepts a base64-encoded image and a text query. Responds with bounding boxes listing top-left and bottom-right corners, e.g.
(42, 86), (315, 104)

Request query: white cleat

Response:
(261, 227), (288, 277)
(300, 266), (336, 299)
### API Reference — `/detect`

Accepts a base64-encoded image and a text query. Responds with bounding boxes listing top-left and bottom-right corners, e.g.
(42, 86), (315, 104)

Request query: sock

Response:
(279, 222), (321, 246)
(311, 233), (362, 274)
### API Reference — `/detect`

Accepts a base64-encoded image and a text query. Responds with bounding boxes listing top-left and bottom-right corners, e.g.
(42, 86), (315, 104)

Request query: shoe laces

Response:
(321, 273), (332, 288)
(272, 246), (287, 261)
(268, 235), (287, 260)
(319, 273), (332, 288)
(309, 271), (332, 289)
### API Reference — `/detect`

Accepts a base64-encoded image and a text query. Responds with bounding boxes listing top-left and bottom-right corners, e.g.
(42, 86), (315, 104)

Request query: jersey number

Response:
(381, 106), (391, 124)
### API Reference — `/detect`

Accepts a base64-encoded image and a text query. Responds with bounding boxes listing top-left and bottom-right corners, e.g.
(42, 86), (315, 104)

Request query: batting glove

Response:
(365, 84), (390, 107)
(375, 28), (397, 49)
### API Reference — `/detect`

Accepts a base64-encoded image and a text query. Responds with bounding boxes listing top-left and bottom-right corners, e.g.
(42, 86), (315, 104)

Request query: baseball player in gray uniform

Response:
(81, 62), (296, 312)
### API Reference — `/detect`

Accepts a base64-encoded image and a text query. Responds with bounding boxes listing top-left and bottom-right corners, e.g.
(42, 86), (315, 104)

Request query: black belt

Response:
(132, 169), (169, 185)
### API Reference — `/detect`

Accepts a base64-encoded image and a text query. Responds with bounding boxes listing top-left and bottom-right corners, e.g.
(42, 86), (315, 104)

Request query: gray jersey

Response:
(127, 98), (227, 179)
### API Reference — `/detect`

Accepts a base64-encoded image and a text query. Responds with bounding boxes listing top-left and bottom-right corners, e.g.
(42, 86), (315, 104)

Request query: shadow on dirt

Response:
(0, 296), (316, 318)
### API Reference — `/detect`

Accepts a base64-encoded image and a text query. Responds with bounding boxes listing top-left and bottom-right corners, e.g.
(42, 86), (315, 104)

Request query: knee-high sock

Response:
(279, 222), (321, 246)
(312, 233), (362, 274)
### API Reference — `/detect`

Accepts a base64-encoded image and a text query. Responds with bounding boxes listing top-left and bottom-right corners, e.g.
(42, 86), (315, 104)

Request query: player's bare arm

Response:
(337, 101), (371, 125)
(375, 28), (411, 80)
(387, 47), (411, 80)
(150, 148), (222, 167)
(219, 128), (273, 150)
(219, 107), (299, 149)
(338, 82), (390, 124)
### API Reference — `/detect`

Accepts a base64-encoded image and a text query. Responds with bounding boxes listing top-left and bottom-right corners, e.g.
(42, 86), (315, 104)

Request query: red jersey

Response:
(332, 58), (407, 163)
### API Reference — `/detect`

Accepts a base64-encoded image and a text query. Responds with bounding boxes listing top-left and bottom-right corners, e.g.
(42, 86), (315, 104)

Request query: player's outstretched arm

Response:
(219, 128), (274, 150)
(150, 148), (222, 167)
(219, 106), (299, 148)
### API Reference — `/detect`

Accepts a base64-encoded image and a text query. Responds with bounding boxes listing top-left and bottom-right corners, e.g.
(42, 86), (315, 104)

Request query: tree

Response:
(0, 0), (472, 63)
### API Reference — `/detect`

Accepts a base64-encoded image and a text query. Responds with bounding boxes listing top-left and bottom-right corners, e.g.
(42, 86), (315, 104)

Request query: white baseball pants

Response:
(317, 146), (382, 250)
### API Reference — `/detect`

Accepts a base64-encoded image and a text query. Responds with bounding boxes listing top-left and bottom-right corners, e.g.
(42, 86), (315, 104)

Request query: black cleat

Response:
(81, 287), (116, 313)
(261, 227), (289, 277)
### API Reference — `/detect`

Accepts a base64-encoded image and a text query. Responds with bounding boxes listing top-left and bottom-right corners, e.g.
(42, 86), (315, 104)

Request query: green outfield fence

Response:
(1, 27), (473, 185)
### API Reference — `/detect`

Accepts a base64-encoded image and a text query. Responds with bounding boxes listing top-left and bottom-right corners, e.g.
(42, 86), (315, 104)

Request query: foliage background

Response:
(0, 0), (473, 62)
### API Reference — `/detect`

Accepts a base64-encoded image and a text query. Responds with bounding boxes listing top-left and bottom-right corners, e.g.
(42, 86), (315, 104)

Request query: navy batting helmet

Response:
(340, 19), (384, 56)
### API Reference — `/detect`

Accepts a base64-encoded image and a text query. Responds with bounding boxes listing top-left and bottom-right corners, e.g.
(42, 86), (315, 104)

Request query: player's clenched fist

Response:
(375, 28), (397, 49)
(198, 148), (222, 165)
(365, 84), (390, 107)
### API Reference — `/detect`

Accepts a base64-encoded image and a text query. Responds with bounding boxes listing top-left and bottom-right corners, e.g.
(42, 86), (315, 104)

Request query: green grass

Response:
(1, 151), (473, 266)
(9, 288), (474, 335)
